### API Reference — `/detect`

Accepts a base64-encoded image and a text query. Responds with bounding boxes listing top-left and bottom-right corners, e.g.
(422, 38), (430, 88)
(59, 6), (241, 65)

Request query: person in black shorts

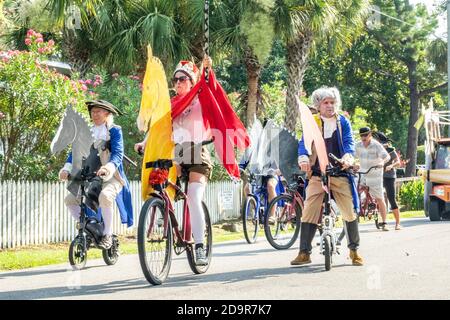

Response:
(376, 132), (401, 230)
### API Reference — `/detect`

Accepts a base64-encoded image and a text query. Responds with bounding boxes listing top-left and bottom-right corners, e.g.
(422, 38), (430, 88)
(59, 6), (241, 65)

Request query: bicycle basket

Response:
(149, 168), (169, 191)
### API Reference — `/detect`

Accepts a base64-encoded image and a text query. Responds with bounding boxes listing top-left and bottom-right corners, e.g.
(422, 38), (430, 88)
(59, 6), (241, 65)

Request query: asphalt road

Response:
(1, 217), (450, 300)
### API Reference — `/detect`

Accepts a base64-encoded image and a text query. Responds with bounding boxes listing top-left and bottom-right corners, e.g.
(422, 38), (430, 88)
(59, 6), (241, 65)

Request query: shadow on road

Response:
(0, 278), (150, 300)
(0, 264), (105, 279)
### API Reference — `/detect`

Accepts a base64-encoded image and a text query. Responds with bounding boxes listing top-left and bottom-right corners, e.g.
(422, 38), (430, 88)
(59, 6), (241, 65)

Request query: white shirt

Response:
(321, 116), (337, 139)
(92, 124), (108, 141)
(172, 97), (211, 144)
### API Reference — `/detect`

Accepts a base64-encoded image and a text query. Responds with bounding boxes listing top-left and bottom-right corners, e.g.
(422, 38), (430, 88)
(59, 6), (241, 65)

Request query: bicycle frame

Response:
(248, 175), (270, 223)
(319, 171), (338, 256)
(355, 166), (381, 218)
(147, 179), (193, 248)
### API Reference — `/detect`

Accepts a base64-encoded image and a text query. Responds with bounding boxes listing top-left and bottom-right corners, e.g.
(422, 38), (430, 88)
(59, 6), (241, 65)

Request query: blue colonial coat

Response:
(66, 125), (134, 227)
(297, 113), (359, 212)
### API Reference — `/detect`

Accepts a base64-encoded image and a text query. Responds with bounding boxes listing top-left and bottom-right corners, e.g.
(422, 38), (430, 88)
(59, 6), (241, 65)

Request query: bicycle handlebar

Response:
(145, 139), (215, 170)
(354, 165), (383, 176)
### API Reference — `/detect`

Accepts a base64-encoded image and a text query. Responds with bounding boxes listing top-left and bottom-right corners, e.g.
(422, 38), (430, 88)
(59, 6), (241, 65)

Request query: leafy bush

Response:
(399, 179), (424, 211)
(0, 30), (87, 181)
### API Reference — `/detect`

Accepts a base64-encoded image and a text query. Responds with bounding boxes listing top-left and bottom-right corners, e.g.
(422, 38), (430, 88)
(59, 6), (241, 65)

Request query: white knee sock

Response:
(68, 205), (81, 221)
(187, 182), (206, 245)
(101, 207), (113, 236)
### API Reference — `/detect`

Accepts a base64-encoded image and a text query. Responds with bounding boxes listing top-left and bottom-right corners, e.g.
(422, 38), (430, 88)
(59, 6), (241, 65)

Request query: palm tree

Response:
(45, 0), (197, 75)
(272, 0), (371, 131)
(212, 0), (275, 126)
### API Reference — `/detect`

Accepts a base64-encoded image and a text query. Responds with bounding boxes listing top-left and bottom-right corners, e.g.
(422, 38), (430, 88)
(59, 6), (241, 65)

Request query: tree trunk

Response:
(405, 61), (420, 177)
(244, 48), (261, 127)
(285, 31), (313, 132)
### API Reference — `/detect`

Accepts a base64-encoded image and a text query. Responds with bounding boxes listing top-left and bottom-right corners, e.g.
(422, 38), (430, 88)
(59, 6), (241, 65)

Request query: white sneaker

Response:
(195, 247), (208, 266)
(98, 235), (113, 249)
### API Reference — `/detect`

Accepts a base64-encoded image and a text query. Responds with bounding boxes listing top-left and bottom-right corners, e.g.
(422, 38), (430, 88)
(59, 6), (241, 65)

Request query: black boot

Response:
(299, 222), (318, 254)
(345, 219), (360, 251)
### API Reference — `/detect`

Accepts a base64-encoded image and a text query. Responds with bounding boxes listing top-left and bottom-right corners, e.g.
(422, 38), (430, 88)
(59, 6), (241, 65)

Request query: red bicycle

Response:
(265, 173), (304, 249)
(137, 140), (213, 285)
(355, 165), (383, 229)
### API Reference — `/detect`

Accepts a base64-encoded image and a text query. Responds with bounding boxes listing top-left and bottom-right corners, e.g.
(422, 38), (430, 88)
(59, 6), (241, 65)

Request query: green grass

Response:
(0, 210), (425, 271)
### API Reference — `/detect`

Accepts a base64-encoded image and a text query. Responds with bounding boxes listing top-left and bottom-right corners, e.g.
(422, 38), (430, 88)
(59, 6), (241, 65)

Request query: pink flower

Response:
(26, 29), (35, 37)
(78, 80), (85, 85)
(25, 38), (32, 46)
(112, 73), (119, 78)
(85, 79), (92, 85)
(93, 81), (100, 87)
(35, 37), (44, 44)
(38, 47), (45, 54)
(81, 84), (88, 91)
(95, 75), (101, 80)
(89, 91), (96, 96)
(48, 39), (55, 46)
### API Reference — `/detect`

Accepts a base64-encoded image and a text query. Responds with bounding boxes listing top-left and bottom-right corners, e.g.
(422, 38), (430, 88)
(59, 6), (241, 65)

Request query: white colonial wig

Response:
(311, 86), (342, 110)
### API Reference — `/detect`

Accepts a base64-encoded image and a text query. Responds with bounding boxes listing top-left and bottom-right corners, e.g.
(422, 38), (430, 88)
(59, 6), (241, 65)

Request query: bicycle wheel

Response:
(69, 236), (87, 270)
(137, 197), (173, 285)
(102, 235), (119, 266)
(187, 201), (213, 274)
(264, 194), (301, 250)
(324, 235), (332, 271)
(242, 196), (259, 244)
(373, 210), (380, 229)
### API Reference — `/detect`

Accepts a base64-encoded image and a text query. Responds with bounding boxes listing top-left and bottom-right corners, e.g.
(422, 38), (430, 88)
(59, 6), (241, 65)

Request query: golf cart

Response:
(422, 107), (450, 221)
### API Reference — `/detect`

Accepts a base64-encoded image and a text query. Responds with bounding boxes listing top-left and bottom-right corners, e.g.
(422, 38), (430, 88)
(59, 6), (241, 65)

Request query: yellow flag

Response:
(138, 46), (176, 200)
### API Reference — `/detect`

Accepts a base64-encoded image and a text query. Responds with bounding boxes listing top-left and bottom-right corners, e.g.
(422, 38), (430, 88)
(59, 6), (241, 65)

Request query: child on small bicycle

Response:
(59, 100), (133, 249)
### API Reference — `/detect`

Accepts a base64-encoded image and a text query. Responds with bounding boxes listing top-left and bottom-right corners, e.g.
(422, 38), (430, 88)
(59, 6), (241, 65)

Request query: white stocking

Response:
(187, 182), (206, 245)
(101, 207), (113, 236)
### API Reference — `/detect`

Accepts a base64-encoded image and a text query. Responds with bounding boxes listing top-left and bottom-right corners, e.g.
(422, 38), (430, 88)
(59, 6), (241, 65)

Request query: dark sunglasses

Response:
(172, 75), (190, 83)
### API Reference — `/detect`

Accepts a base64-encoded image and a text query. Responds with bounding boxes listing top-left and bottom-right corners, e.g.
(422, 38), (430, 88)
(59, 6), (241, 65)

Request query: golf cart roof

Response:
(437, 138), (450, 145)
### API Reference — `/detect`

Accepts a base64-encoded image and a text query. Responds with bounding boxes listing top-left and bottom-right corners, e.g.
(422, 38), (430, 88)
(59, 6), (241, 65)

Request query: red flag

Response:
(171, 69), (250, 179)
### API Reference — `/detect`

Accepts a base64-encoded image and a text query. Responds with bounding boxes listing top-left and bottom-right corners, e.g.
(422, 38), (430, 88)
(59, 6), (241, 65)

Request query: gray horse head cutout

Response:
(51, 104), (94, 195)
(266, 125), (301, 186)
(239, 116), (263, 171)
(243, 119), (280, 175)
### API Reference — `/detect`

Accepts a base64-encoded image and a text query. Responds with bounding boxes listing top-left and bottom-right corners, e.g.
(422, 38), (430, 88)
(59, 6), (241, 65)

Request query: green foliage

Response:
(350, 107), (369, 133)
(0, 31), (86, 181)
(89, 70), (144, 180)
(240, 2), (275, 64)
(416, 145), (425, 165)
(261, 80), (286, 126)
(399, 179), (424, 211)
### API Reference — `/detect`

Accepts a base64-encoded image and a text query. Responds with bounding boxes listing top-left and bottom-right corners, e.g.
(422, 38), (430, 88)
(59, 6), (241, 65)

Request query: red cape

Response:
(171, 69), (250, 179)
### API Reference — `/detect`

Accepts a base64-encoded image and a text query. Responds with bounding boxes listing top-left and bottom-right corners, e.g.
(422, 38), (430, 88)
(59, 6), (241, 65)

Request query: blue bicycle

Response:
(242, 173), (270, 244)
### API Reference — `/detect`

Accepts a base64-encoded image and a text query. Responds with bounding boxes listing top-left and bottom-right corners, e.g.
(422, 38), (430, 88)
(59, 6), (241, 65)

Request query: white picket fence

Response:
(0, 180), (242, 249)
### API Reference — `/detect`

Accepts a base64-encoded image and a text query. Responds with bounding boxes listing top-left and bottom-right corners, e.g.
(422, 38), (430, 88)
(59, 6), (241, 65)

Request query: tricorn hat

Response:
(86, 100), (122, 116)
